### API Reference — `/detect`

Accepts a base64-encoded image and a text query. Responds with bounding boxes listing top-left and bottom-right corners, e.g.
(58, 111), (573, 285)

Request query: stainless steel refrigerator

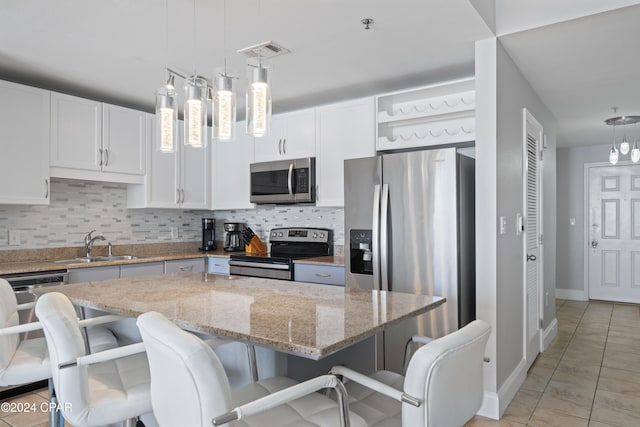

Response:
(345, 147), (475, 373)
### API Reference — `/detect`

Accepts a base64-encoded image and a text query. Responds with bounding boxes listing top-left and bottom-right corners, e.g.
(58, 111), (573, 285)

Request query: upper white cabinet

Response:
(316, 98), (375, 207)
(254, 109), (315, 162)
(376, 78), (475, 151)
(128, 116), (209, 209)
(211, 121), (254, 210)
(50, 92), (146, 184)
(0, 80), (51, 205)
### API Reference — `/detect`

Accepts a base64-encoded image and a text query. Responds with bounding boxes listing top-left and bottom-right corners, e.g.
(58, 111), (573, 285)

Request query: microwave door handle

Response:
(287, 163), (294, 199)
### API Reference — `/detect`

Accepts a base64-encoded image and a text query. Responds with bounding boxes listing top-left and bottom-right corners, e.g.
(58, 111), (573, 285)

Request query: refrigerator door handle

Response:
(372, 184), (382, 290)
(380, 183), (390, 292)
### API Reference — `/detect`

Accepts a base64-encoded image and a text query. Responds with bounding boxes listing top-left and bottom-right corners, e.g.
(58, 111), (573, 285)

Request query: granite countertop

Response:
(36, 272), (446, 359)
(0, 242), (233, 276)
(293, 256), (345, 266)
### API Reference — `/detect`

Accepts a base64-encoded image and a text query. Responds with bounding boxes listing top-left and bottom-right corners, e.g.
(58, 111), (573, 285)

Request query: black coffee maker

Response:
(201, 218), (216, 251)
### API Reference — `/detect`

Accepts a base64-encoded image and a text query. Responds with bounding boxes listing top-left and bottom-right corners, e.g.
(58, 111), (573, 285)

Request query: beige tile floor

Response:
(467, 299), (640, 427)
(1, 299), (638, 427)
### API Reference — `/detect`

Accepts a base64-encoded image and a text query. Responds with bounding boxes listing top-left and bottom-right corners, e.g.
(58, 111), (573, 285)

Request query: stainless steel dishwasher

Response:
(0, 269), (68, 399)
(1, 269), (68, 340)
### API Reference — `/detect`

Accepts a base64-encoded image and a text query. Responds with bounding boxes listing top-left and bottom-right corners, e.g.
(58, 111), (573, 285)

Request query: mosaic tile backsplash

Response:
(0, 179), (344, 250)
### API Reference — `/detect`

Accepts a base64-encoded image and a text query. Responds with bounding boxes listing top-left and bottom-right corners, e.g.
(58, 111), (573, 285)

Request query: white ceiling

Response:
(1, 1), (638, 149)
(0, 0), (491, 115)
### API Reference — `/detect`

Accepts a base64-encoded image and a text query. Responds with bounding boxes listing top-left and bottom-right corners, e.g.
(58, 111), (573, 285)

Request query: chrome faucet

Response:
(84, 230), (106, 258)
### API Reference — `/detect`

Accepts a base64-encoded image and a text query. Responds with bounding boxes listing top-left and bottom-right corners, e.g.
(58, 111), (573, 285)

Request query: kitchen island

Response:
(36, 272), (445, 359)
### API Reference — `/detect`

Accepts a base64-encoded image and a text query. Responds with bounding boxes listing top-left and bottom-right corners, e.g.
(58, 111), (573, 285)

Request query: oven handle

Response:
(287, 163), (294, 198)
(229, 260), (291, 270)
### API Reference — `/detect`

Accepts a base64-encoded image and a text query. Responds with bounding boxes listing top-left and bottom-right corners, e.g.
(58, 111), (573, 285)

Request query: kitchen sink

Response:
(52, 255), (143, 264)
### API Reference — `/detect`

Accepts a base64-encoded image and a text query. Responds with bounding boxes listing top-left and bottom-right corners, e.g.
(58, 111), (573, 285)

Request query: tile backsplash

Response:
(0, 179), (344, 250)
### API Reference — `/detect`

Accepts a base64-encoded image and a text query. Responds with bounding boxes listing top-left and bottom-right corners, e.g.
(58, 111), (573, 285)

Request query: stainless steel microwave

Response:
(250, 157), (316, 204)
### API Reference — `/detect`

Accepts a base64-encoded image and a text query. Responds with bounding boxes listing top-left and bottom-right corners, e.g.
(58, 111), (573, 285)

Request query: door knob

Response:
(527, 254), (537, 262)
(591, 239), (598, 249)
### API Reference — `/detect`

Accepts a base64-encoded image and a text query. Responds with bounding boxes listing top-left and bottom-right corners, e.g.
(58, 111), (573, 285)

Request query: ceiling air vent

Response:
(237, 41), (290, 59)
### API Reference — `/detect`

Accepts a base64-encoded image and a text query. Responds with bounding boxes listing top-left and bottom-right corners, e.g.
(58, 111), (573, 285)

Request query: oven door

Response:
(229, 259), (293, 281)
(250, 157), (315, 204)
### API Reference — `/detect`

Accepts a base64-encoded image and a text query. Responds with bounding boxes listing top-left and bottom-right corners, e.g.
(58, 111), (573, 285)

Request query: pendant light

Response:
(631, 123), (640, 163)
(154, 0), (177, 153)
(184, 0), (206, 147)
(620, 122), (630, 155)
(609, 123), (619, 165)
(246, 61), (271, 137)
(212, 0), (236, 141)
(184, 75), (207, 147)
(155, 73), (177, 153)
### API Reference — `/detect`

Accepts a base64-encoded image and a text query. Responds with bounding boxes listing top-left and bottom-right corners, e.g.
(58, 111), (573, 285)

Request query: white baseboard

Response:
(477, 359), (527, 419)
(556, 288), (588, 301)
(541, 318), (558, 352)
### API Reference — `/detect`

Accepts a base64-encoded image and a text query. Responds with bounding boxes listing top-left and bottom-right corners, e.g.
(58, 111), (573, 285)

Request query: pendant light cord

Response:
(223, 0), (227, 76)
(193, 0), (197, 75)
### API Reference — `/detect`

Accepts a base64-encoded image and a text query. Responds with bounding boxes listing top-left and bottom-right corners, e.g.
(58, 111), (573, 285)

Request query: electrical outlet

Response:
(170, 227), (178, 240)
(8, 230), (20, 246)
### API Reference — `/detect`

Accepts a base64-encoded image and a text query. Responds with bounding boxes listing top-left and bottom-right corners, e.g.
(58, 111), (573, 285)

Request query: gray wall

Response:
(476, 37), (557, 414)
(556, 143), (610, 295)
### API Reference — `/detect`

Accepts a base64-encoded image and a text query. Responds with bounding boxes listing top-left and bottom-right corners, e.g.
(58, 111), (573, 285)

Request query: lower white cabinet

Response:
(165, 258), (206, 273)
(294, 263), (345, 286)
(207, 256), (230, 275)
(0, 80), (50, 205)
(67, 265), (120, 283)
(120, 262), (164, 278)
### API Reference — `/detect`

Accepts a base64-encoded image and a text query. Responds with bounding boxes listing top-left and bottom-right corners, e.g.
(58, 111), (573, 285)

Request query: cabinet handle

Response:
(283, 138), (286, 155)
(316, 184), (319, 201)
(104, 148), (109, 166)
(44, 179), (49, 199)
(179, 265), (194, 272)
(315, 273), (331, 277)
(98, 148), (103, 166)
(278, 139), (282, 155)
(180, 189), (185, 204)
(176, 189), (181, 204)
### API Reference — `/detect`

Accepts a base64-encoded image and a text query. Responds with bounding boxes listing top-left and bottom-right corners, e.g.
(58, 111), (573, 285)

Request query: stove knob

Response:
(319, 233), (325, 239)
(271, 231), (277, 237)
(278, 232), (284, 237)
(313, 233), (318, 239)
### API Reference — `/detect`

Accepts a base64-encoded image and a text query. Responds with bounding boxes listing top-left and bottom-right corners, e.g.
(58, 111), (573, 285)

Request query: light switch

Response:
(516, 213), (523, 236)
(170, 227), (178, 240)
(570, 217), (576, 226)
(499, 216), (507, 235)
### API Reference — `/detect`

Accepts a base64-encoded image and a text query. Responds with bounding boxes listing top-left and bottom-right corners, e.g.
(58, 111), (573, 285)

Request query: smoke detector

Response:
(237, 41), (290, 59)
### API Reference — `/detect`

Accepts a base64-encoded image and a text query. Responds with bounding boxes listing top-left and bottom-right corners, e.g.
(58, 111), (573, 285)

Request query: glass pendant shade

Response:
(609, 144), (619, 165)
(184, 76), (207, 147)
(246, 66), (272, 137)
(213, 75), (236, 141)
(620, 135), (630, 155)
(155, 85), (177, 153)
(632, 142), (640, 163)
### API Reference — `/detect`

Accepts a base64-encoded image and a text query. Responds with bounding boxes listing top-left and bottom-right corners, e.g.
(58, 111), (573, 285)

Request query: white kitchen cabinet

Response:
(211, 121), (254, 210)
(50, 92), (146, 184)
(0, 80), (51, 205)
(294, 263), (345, 286)
(253, 109), (315, 162)
(120, 262), (164, 277)
(127, 116), (209, 209)
(315, 98), (375, 207)
(207, 256), (230, 275)
(67, 265), (120, 283)
(165, 258), (206, 273)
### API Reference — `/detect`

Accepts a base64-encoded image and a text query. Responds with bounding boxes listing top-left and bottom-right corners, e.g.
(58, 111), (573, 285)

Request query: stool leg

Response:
(246, 344), (258, 382)
(48, 379), (61, 427)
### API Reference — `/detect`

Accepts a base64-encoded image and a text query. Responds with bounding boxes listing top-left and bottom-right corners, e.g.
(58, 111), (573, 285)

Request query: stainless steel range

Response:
(229, 227), (332, 281)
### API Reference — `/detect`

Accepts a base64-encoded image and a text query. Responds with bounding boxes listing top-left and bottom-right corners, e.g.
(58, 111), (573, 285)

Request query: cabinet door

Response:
(120, 262), (164, 277)
(282, 109), (316, 160)
(212, 121), (255, 210)
(102, 104), (146, 175)
(146, 114), (179, 207)
(67, 266), (120, 283)
(316, 98), (375, 207)
(180, 122), (210, 209)
(165, 258), (206, 273)
(0, 81), (50, 205)
(207, 257), (230, 275)
(294, 263), (345, 286)
(253, 115), (284, 162)
(50, 92), (102, 171)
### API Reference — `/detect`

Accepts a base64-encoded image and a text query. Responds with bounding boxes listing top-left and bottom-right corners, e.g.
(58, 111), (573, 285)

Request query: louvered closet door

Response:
(524, 110), (542, 369)
(588, 165), (640, 303)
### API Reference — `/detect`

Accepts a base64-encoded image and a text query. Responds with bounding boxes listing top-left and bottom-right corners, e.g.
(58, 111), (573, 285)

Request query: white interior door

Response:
(588, 164), (640, 303)
(524, 110), (542, 370)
